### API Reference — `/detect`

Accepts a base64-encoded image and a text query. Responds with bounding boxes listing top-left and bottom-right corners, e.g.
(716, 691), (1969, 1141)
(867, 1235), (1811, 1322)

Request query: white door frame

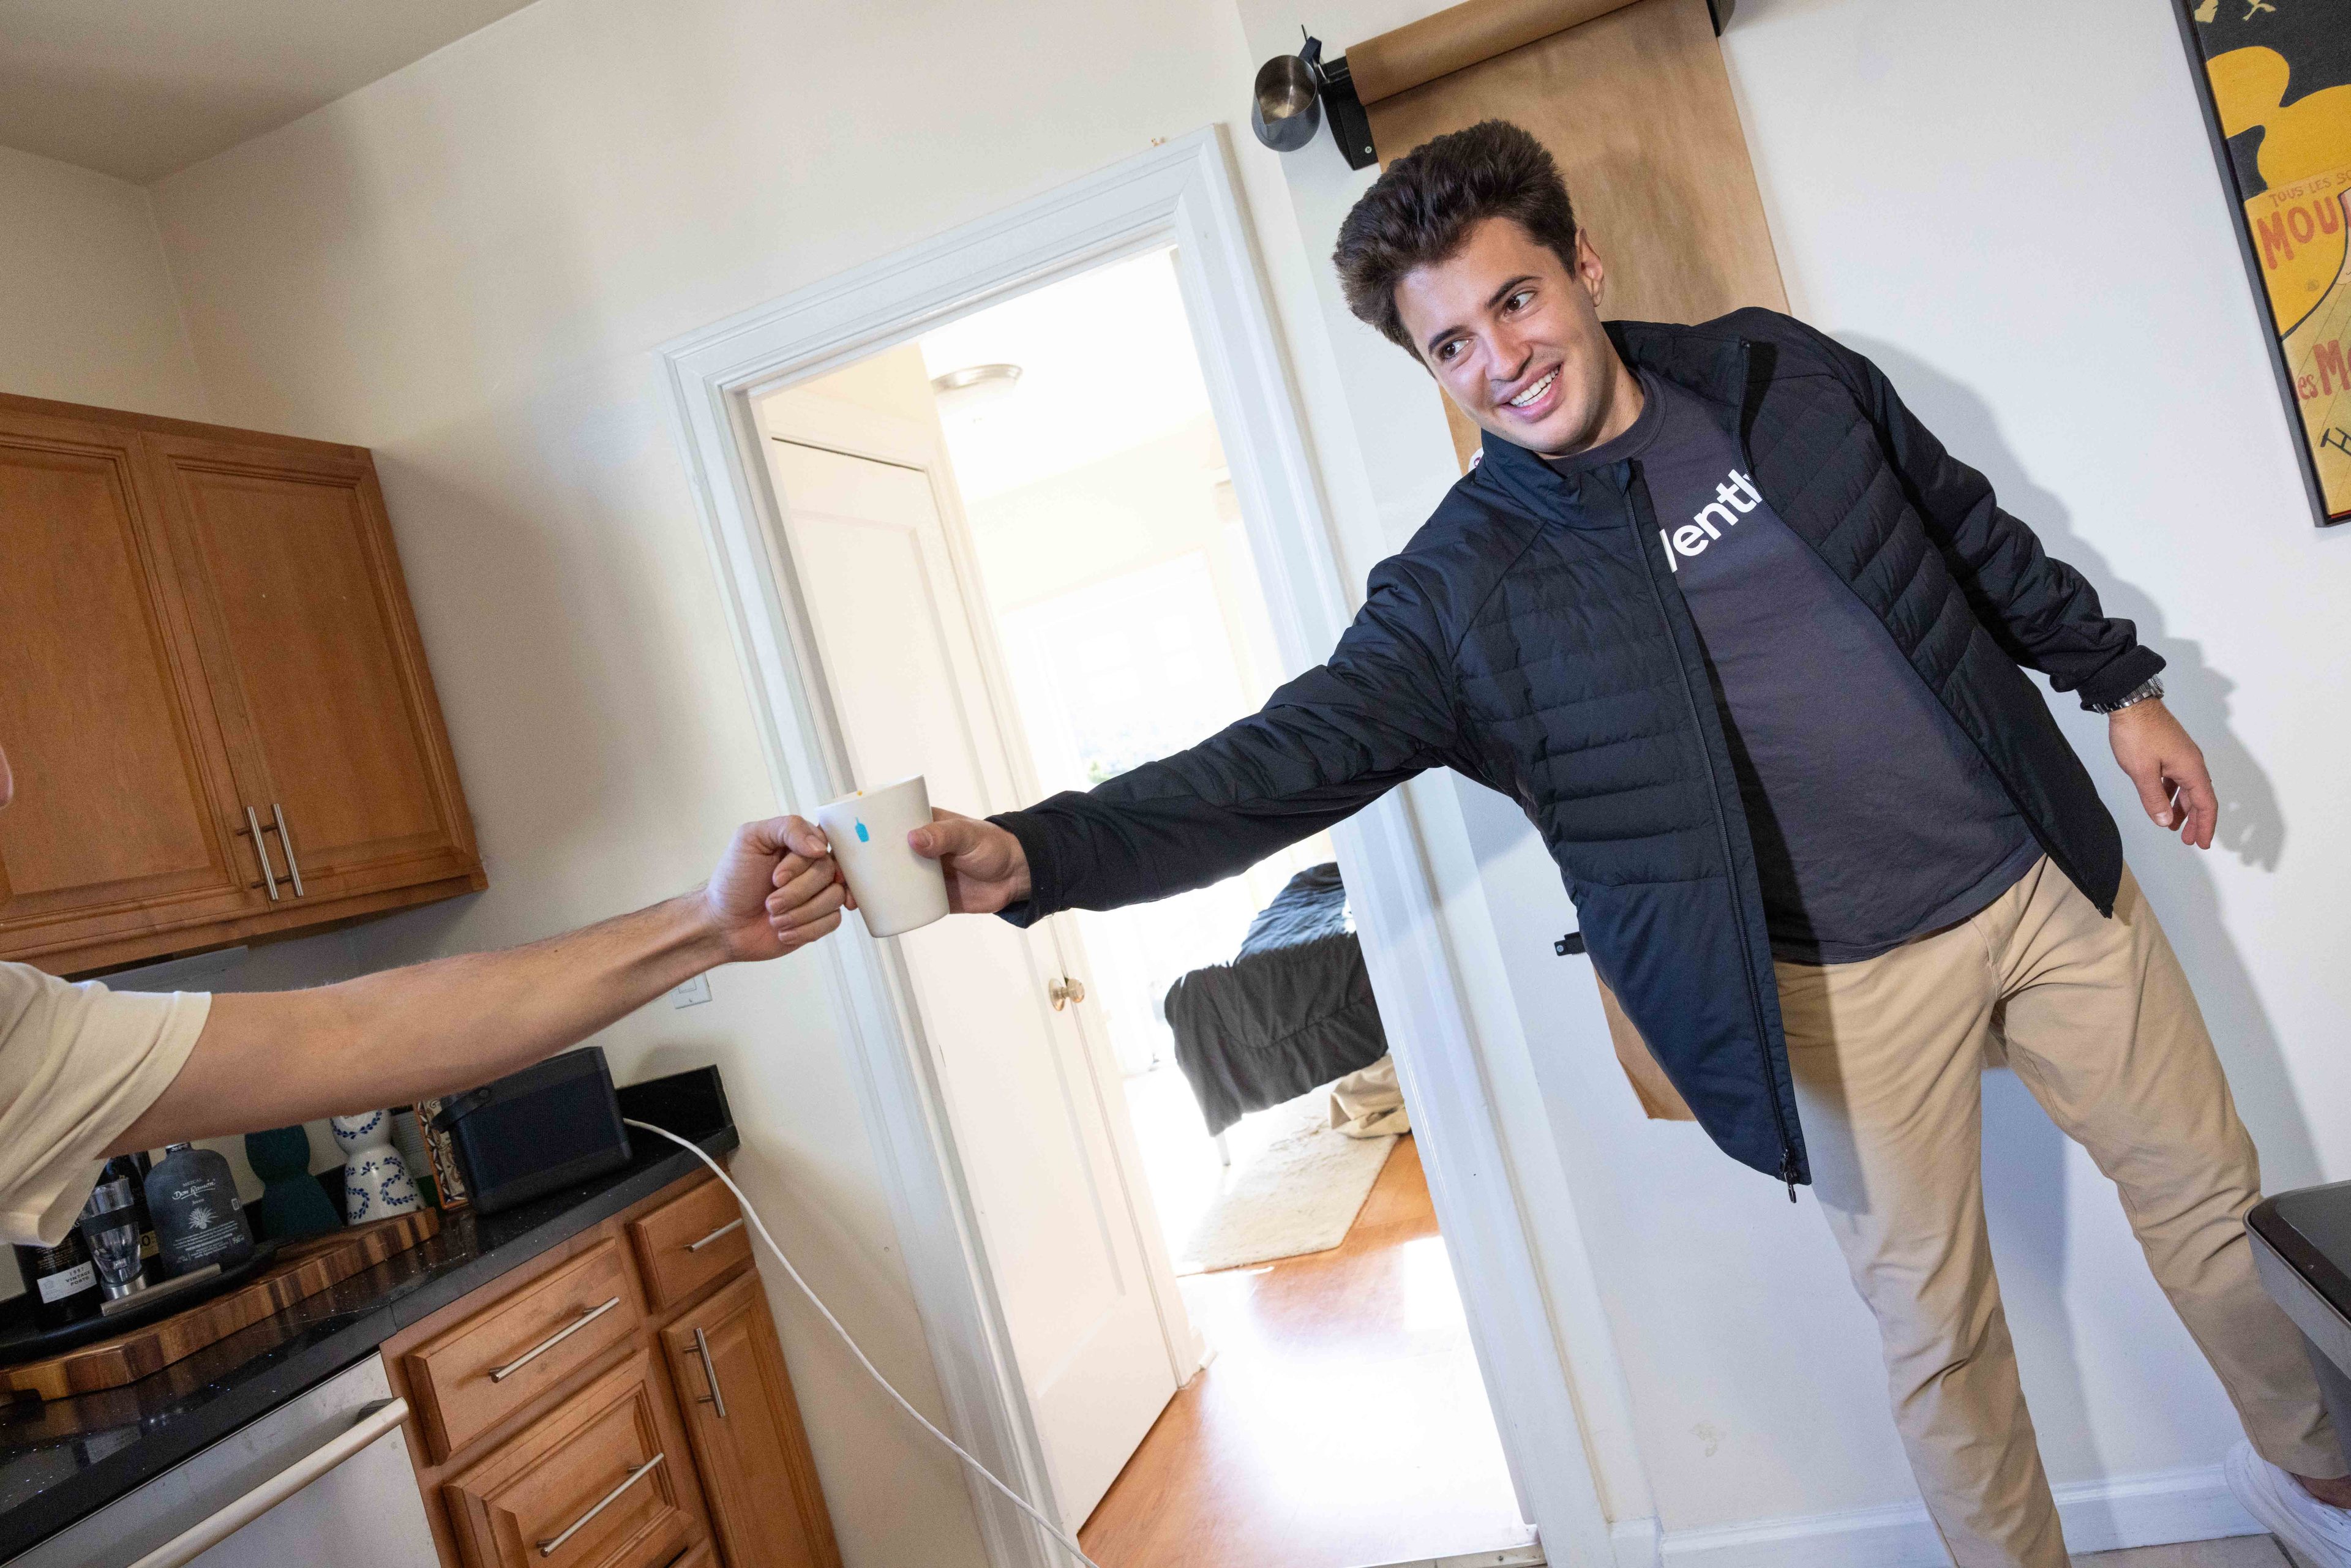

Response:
(656, 124), (1613, 1568)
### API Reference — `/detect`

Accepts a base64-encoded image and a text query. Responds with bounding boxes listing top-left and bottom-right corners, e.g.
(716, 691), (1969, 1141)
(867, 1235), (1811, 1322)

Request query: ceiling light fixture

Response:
(929, 362), (1023, 415)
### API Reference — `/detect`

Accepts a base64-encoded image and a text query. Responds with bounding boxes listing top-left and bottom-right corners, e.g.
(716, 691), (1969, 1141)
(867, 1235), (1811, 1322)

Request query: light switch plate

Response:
(670, 973), (712, 1008)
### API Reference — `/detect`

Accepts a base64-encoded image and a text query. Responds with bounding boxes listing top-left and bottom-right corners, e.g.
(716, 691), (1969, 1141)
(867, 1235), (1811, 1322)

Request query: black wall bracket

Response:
(1319, 50), (1379, 170)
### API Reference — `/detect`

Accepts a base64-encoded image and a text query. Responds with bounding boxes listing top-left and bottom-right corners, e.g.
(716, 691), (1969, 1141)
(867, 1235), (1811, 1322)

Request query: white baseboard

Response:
(1352, 1536), (1545, 1568)
(1608, 1461), (2262, 1568)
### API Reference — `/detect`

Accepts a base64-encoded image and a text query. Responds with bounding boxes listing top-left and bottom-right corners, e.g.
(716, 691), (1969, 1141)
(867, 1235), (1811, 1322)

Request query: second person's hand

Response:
(908, 809), (1031, 914)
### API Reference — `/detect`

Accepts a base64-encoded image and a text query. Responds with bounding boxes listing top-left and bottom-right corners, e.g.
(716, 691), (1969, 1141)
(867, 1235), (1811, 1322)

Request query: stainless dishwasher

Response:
(7, 1353), (438, 1568)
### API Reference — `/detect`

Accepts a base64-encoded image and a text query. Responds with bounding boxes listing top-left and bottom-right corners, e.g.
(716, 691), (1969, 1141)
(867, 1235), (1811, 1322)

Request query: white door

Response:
(765, 429), (1187, 1531)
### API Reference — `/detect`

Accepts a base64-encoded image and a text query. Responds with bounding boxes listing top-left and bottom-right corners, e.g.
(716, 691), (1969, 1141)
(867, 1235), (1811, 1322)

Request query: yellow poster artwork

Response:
(2257, 171), (2351, 511)
(2186, 0), (2351, 523)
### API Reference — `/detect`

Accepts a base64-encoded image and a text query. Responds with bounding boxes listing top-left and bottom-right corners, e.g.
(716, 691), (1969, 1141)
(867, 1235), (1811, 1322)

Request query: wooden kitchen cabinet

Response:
(662, 1273), (842, 1568)
(629, 1176), (753, 1311)
(141, 427), (481, 907)
(0, 405), (263, 957)
(441, 1349), (703, 1568)
(383, 1170), (841, 1568)
(406, 1239), (646, 1461)
(0, 391), (484, 974)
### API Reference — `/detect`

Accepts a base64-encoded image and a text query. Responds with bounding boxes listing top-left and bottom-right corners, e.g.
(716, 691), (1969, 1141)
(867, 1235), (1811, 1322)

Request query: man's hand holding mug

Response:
(908, 811), (1031, 915)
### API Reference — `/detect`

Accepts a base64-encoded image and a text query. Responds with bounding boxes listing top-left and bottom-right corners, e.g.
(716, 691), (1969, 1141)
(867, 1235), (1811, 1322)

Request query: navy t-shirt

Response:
(1558, 370), (2039, 962)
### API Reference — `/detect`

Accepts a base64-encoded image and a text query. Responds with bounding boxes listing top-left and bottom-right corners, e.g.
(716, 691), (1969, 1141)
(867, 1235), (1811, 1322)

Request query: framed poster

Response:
(2173, 0), (2351, 526)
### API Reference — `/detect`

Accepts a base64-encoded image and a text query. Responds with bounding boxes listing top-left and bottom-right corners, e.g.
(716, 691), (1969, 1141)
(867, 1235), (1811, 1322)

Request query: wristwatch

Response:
(2087, 675), (2164, 715)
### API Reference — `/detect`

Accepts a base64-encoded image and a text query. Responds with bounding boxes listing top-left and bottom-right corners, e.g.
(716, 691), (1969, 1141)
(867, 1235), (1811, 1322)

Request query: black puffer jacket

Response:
(994, 310), (2161, 1188)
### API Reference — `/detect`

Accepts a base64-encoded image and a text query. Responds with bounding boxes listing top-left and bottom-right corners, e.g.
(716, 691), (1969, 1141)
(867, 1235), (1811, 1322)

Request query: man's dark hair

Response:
(1333, 119), (1578, 357)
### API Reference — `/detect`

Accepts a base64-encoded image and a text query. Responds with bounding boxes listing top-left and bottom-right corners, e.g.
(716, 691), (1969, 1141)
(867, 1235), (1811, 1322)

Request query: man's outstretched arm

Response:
(108, 816), (847, 1150)
(914, 559), (1468, 920)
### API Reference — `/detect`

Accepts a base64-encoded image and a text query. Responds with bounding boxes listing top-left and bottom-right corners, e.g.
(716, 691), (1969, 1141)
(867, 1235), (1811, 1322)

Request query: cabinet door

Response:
(140, 429), (480, 906)
(661, 1273), (841, 1568)
(442, 1349), (704, 1568)
(0, 407), (266, 964)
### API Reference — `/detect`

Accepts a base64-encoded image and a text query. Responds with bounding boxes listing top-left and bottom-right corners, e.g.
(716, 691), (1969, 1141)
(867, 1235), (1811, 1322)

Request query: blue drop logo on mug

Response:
(855, 819), (870, 842)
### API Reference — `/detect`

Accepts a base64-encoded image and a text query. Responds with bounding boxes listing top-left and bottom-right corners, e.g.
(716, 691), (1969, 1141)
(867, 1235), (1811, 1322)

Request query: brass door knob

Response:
(1049, 977), (1087, 1010)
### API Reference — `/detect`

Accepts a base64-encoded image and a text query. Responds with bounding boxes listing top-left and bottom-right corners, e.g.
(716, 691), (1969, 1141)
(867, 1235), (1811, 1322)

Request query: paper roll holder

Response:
(1250, 2), (1735, 173)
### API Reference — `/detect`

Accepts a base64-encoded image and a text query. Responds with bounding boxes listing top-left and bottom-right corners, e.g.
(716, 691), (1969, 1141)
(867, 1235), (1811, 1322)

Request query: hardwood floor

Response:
(1078, 1135), (1528, 1568)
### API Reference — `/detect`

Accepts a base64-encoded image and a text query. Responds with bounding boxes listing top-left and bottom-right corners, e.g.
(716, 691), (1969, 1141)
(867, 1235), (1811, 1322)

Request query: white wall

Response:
(0, 143), (208, 419)
(135, 3), (1286, 1562)
(1242, 0), (2350, 1548)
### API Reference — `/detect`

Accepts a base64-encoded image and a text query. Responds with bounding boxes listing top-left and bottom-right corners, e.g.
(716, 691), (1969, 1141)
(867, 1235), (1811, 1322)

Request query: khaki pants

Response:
(1776, 857), (2339, 1568)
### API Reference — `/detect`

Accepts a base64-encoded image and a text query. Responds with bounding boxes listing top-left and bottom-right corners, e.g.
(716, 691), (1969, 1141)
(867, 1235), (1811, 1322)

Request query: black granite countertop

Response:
(0, 1086), (737, 1562)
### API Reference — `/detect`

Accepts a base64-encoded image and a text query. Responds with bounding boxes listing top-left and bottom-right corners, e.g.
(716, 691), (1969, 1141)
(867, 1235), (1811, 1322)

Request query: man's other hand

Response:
(702, 816), (848, 961)
(2109, 700), (2216, 850)
(909, 809), (1032, 914)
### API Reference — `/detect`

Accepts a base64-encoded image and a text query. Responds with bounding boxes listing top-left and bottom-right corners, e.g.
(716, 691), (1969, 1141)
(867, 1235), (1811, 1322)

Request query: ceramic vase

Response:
(243, 1126), (341, 1239)
(329, 1111), (421, 1224)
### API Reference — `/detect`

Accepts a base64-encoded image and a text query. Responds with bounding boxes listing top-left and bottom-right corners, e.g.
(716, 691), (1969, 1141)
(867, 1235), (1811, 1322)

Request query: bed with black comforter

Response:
(1160, 863), (1389, 1136)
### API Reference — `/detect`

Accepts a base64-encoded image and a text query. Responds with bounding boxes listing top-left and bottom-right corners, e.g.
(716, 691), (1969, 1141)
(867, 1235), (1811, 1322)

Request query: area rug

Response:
(1175, 1095), (1398, 1274)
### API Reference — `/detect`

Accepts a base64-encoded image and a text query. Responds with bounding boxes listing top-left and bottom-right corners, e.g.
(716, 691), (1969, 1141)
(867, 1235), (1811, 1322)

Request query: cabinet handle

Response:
(685, 1217), (744, 1253)
(244, 808), (281, 902)
(536, 1451), (664, 1558)
(489, 1296), (621, 1382)
(691, 1326), (728, 1419)
(1049, 976), (1086, 1010)
(268, 804), (306, 898)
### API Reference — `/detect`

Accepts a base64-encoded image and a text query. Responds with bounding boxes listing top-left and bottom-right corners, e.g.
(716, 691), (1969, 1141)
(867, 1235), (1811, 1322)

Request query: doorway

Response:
(754, 247), (1527, 1568)
(659, 128), (1610, 1568)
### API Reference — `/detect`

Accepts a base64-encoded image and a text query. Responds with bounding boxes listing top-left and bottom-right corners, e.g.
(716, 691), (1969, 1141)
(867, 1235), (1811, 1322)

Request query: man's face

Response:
(1392, 216), (1629, 457)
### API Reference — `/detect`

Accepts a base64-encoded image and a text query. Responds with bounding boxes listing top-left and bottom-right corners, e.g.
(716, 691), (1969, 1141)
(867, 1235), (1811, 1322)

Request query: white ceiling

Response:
(920, 249), (1217, 501)
(0, 0), (541, 183)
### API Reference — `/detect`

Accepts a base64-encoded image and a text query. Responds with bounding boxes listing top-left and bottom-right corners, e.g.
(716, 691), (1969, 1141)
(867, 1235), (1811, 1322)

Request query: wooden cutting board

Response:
(1, 1209), (441, 1400)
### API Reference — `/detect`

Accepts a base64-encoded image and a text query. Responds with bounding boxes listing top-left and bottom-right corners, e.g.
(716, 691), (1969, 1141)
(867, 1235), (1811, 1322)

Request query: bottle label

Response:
(172, 1215), (247, 1264)
(36, 1261), (96, 1303)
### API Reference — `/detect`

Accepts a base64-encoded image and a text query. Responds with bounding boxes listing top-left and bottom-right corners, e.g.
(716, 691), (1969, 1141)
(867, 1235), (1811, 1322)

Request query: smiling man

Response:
(906, 121), (2349, 1563)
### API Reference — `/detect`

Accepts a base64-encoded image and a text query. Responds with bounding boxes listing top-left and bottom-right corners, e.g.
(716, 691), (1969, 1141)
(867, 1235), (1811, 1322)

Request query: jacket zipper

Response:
(1624, 458), (1800, 1201)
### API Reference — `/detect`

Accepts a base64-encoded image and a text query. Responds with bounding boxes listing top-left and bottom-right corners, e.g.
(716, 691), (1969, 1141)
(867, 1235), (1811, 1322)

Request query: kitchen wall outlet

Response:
(670, 974), (712, 1008)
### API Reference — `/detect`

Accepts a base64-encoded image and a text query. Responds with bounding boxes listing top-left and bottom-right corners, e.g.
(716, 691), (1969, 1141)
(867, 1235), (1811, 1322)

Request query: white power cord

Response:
(622, 1119), (1107, 1568)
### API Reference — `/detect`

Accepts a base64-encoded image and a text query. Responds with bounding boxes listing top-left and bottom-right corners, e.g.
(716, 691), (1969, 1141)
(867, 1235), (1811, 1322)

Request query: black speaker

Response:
(432, 1047), (632, 1215)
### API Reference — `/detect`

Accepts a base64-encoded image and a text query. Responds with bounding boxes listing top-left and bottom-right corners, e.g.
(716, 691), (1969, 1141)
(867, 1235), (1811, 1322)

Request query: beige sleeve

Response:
(0, 964), (212, 1248)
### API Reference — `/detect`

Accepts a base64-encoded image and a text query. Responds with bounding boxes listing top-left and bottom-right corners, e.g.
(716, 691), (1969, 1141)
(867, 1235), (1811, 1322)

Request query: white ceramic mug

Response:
(816, 775), (951, 937)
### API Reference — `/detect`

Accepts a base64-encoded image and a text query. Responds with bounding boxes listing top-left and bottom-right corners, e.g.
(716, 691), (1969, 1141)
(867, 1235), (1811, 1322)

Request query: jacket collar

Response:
(1471, 319), (1753, 525)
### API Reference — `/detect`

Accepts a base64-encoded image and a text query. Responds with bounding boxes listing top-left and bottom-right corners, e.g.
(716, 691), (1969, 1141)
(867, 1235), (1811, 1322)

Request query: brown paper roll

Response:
(1348, 0), (1641, 105)
(1595, 974), (1696, 1122)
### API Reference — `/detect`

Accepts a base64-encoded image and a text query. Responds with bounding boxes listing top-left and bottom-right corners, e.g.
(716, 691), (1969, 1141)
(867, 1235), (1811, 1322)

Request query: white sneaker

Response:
(2225, 1438), (2351, 1566)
